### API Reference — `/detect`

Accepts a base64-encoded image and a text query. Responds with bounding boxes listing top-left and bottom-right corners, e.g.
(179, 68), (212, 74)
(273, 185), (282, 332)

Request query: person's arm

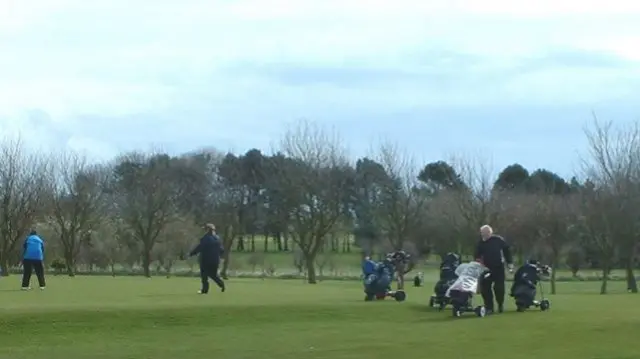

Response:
(189, 237), (205, 257)
(23, 238), (28, 258)
(501, 237), (513, 267)
(215, 236), (225, 256)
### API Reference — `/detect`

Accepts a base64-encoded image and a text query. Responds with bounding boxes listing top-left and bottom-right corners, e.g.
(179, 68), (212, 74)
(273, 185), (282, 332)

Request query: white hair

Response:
(480, 225), (493, 234)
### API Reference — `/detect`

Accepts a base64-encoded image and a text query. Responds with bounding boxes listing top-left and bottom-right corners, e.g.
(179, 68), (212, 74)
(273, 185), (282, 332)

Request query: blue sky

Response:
(1, 0), (639, 178)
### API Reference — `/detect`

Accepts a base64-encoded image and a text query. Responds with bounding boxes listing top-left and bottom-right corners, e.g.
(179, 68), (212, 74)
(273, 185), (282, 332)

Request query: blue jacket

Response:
(23, 234), (44, 261)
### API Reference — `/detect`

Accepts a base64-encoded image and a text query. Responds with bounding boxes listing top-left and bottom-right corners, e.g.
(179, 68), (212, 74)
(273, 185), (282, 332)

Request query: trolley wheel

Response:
(394, 290), (406, 302)
(540, 299), (550, 311)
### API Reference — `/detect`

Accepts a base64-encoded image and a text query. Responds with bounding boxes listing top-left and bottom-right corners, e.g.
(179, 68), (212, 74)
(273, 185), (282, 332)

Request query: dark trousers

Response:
(22, 259), (46, 288)
(200, 261), (224, 293)
(480, 265), (505, 310)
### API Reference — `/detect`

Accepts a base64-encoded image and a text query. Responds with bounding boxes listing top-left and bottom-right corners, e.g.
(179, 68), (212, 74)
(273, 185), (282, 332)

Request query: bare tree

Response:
(370, 141), (424, 287)
(47, 150), (108, 276)
(153, 220), (197, 277)
(578, 186), (618, 294)
(581, 117), (640, 293)
(534, 194), (577, 294)
(270, 119), (351, 284)
(0, 138), (51, 275)
(91, 218), (128, 276)
(437, 153), (497, 255)
(452, 152), (497, 227)
(373, 141), (426, 249)
(490, 193), (538, 263)
(111, 151), (179, 277)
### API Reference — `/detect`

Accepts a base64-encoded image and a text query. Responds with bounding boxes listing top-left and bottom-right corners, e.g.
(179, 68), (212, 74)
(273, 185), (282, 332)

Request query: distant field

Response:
(38, 250), (633, 283)
(0, 276), (637, 359)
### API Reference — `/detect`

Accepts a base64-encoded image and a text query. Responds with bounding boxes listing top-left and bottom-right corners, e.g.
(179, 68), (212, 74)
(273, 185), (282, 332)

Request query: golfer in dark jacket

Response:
(22, 230), (46, 290)
(190, 223), (225, 294)
(474, 225), (513, 313)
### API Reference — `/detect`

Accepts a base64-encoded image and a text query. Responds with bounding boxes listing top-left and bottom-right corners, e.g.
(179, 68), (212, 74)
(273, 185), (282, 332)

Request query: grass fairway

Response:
(0, 277), (638, 359)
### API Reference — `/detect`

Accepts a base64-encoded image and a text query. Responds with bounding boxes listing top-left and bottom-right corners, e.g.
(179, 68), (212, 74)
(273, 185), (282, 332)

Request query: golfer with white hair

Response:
(474, 225), (513, 314)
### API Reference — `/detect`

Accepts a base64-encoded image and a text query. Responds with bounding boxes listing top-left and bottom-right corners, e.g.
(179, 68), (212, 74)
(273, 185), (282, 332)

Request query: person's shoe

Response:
(39, 286), (45, 290)
(21, 287), (31, 291)
(498, 304), (504, 313)
(221, 286), (225, 292)
(485, 308), (494, 315)
(197, 290), (208, 294)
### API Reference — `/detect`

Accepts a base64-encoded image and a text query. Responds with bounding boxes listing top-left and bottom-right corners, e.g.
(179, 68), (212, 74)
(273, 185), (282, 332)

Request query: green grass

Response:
(0, 277), (637, 359)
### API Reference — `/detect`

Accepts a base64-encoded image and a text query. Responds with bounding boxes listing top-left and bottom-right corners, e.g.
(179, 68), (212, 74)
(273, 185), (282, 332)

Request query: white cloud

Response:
(0, 0), (638, 165)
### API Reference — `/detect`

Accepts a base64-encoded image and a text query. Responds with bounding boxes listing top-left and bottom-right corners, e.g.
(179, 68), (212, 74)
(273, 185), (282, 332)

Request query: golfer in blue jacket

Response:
(22, 230), (46, 290)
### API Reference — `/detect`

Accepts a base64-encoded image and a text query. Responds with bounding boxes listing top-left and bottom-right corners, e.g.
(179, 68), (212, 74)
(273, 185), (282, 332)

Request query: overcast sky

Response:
(1, 0), (639, 177)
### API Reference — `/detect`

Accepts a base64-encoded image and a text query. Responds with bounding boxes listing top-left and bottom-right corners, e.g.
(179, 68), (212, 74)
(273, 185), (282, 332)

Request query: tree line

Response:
(0, 119), (638, 293)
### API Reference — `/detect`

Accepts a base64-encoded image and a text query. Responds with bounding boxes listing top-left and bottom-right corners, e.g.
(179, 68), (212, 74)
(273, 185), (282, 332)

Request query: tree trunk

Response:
(220, 249), (231, 279)
(142, 248), (152, 278)
(550, 264), (557, 295)
(275, 232), (283, 251)
(304, 253), (317, 284)
(263, 235), (268, 252)
(283, 232), (289, 251)
(0, 256), (9, 277)
(626, 258), (638, 293)
(600, 265), (609, 294)
(64, 250), (76, 277)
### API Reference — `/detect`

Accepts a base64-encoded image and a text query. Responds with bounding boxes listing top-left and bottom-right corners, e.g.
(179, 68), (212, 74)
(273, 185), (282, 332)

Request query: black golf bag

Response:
(429, 252), (461, 309)
(362, 251), (409, 302)
(510, 260), (551, 311)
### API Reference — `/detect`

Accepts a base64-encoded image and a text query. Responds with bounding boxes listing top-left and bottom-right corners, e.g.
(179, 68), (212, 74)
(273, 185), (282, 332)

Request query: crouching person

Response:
(22, 230), (46, 290)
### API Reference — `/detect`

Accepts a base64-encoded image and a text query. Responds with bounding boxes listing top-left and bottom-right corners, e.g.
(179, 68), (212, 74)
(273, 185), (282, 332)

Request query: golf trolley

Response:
(429, 252), (461, 311)
(362, 250), (410, 303)
(429, 283), (454, 310)
(511, 262), (552, 312)
(365, 290), (407, 302)
(448, 290), (487, 317)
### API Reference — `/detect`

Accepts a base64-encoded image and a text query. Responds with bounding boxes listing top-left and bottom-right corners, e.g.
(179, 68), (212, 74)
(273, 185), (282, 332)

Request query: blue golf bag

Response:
(362, 251), (408, 302)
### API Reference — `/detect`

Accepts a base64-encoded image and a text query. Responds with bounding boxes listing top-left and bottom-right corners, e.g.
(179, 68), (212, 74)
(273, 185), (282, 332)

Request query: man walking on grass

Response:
(190, 223), (226, 294)
(474, 225), (513, 314)
(22, 230), (46, 290)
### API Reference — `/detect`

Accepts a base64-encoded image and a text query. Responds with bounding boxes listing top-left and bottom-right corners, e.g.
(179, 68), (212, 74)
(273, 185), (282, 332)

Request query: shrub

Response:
(50, 259), (66, 275)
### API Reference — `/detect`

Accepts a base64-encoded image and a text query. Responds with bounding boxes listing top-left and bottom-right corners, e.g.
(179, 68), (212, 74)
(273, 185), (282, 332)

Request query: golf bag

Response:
(510, 260), (551, 312)
(445, 261), (488, 317)
(362, 251), (409, 302)
(429, 252), (461, 309)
